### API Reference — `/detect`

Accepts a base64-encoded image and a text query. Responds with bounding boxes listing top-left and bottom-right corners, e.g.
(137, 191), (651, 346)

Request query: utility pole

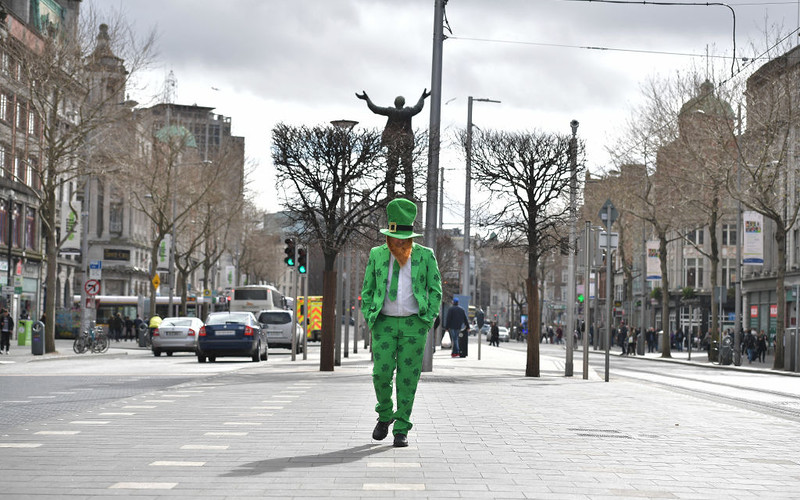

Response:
(422, 0), (445, 373)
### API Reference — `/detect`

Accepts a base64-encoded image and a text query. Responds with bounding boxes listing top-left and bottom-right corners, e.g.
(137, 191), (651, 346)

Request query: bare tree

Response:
(271, 122), (387, 371)
(469, 129), (583, 377)
(5, 7), (155, 352)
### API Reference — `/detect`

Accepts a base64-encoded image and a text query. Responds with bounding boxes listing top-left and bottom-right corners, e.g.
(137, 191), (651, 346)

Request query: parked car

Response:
(197, 312), (267, 363)
(257, 309), (304, 353)
(151, 316), (204, 357)
(470, 324), (490, 337)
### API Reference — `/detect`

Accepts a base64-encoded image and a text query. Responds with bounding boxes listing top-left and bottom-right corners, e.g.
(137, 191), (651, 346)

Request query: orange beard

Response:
(386, 236), (413, 267)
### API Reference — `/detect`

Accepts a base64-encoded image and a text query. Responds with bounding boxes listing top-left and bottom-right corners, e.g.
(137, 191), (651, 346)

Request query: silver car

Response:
(257, 309), (304, 353)
(151, 317), (204, 356)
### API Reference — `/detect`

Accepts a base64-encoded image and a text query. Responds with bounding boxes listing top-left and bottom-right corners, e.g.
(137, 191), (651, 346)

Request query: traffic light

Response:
(284, 238), (295, 267)
(297, 248), (307, 274)
(577, 293), (585, 303)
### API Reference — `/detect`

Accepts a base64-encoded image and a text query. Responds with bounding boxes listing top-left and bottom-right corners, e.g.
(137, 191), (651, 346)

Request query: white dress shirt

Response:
(381, 254), (419, 317)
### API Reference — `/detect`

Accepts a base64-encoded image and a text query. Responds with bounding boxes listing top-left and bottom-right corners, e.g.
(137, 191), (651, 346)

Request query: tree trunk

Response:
(44, 189), (58, 353)
(321, 268), (337, 371)
(525, 274), (541, 377)
(709, 206), (720, 362)
(148, 239), (161, 319)
(659, 232), (672, 358)
(774, 226), (786, 370)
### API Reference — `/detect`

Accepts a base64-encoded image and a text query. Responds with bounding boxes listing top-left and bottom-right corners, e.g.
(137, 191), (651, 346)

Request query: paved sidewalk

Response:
(1, 342), (799, 498)
(0, 337), (138, 362)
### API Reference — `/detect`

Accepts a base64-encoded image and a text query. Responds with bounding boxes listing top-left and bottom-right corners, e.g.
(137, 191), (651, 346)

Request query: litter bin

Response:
(719, 336), (733, 366)
(458, 327), (468, 358)
(31, 320), (44, 355)
(137, 322), (149, 347)
(17, 319), (32, 346)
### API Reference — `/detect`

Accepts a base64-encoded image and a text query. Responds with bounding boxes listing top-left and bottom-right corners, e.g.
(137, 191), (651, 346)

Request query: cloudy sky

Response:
(86, 0), (798, 228)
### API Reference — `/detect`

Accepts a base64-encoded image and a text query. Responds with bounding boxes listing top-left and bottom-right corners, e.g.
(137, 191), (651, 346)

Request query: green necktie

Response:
(388, 258), (400, 301)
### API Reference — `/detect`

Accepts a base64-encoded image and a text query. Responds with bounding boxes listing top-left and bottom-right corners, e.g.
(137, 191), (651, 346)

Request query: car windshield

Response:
(259, 312), (291, 324)
(161, 318), (195, 327)
(206, 313), (251, 325)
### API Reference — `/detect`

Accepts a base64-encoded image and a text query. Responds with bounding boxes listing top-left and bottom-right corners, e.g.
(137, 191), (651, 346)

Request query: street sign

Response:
(152, 274), (161, 289)
(89, 260), (102, 280)
(84, 279), (100, 296)
(599, 199), (619, 229)
(2, 285), (12, 296)
(203, 288), (211, 297)
(13, 275), (22, 294)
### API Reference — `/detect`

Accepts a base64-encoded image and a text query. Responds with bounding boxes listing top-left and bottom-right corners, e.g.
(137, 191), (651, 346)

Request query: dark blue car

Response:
(197, 312), (268, 363)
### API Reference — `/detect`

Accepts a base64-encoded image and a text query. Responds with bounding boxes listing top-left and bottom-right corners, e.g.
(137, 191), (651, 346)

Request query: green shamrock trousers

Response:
(372, 313), (429, 435)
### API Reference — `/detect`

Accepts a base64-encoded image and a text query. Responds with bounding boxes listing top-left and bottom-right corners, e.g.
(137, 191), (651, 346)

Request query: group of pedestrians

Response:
(743, 329), (769, 363)
(107, 313), (144, 342)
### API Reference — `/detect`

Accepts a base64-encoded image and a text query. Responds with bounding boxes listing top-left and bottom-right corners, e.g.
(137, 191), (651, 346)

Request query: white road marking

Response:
(181, 445), (229, 450)
(204, 432), (247, 436)
(35, 431), (81, 435)
(363, 483), (425, 491)
(150, 461), (205, 467)
(69, 421), (110, 425)
(0, 443), (42, 448)
(123, 405), (156, 409)
(367, 462), (421, 468)
(109, 482), (177, 490)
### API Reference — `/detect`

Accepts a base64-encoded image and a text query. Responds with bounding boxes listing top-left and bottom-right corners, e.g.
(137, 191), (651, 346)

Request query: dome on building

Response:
(155, 124), (197, 148)
(679, 80), (734, 118)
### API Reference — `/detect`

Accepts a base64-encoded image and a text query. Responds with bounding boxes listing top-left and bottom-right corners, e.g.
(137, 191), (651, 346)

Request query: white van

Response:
(229, 285), (285, 314)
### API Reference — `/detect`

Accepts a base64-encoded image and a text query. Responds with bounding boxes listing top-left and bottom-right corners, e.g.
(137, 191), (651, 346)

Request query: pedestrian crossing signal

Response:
(577, 293), (585, 303)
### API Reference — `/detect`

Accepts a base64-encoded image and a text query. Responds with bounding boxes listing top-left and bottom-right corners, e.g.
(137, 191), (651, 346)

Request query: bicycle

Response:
(72, 326), (109, 354)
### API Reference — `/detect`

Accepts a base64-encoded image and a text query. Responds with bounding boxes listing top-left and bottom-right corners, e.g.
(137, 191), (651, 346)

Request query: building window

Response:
(25, 207), (35, 250)
(15, 101), (25, 131)
(27, 110), (36, 136)
(684, 258), (705, 288)
(722, 224), (737, 246)
(14, 154), (24, 185)
(26, 155), (36, 188)
(722, 258), (736, 288)
(0, 199), (7, 247)
(109, 202), (123, 235)
(687, 228), (705, 246)
(0, 93), (7, 124)
(12, 202), (21, 248)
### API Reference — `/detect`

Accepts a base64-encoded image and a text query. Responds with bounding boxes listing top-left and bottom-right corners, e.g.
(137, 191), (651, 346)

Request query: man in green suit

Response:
(361, 198), (442, 447)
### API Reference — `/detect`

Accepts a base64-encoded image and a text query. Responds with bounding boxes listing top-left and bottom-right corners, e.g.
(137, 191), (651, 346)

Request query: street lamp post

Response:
(463, 96), (500, 360)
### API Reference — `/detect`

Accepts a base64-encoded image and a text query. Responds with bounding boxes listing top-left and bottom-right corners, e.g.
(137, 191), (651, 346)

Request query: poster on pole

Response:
(157, 235), (171, 270)
(742, 211), (764, 265)
(646, 241), (661, 281)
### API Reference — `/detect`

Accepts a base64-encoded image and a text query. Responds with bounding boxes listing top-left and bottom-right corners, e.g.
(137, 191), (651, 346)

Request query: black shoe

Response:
(393, 434), (408, 447)
(372, 419), (393, 441)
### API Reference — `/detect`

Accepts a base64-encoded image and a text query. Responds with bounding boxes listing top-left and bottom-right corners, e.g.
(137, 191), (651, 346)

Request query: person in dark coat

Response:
(490, 321), (500, 347)
(444, 297), (468, 358)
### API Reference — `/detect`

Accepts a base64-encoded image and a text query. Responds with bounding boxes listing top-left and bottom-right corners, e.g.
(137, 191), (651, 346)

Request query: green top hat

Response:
(380, 198), (422, 240)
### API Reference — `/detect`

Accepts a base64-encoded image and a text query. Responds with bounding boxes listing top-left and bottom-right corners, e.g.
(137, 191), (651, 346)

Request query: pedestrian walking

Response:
(0, 309), (12, 354)
(744, 330), (756, 363)
(444, 297), (468, 358)
(490, 321), (499, 346)
(110, 312), (123, 342)
(360, 197), (442, 448)
(756, 330), (768, 363)
(124, 316), (133, 341)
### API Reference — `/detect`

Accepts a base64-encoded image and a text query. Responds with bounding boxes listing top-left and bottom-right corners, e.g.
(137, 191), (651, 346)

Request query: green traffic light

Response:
(298, 264), (306, 274)
(577, 293), (585, 303)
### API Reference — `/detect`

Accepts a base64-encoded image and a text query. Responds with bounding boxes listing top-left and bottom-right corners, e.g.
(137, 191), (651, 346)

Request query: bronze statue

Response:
(356, 89), (431, 199)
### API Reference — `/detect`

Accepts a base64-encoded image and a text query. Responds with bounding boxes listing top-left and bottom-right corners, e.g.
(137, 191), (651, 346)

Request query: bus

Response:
(229, 285), (285, 314)
(64, 295), (211, 338)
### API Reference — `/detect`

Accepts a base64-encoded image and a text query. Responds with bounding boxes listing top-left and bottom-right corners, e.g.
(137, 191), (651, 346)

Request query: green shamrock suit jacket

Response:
(361, 242), (442, 331)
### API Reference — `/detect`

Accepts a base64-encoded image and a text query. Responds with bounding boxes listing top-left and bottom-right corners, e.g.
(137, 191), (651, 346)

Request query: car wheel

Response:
(153, 350), (161, 357)
(166, 351), (173, 356)
(260, 348), (267, 361)
(252, 343), (260, 362)
(197, 355), (206, 363)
